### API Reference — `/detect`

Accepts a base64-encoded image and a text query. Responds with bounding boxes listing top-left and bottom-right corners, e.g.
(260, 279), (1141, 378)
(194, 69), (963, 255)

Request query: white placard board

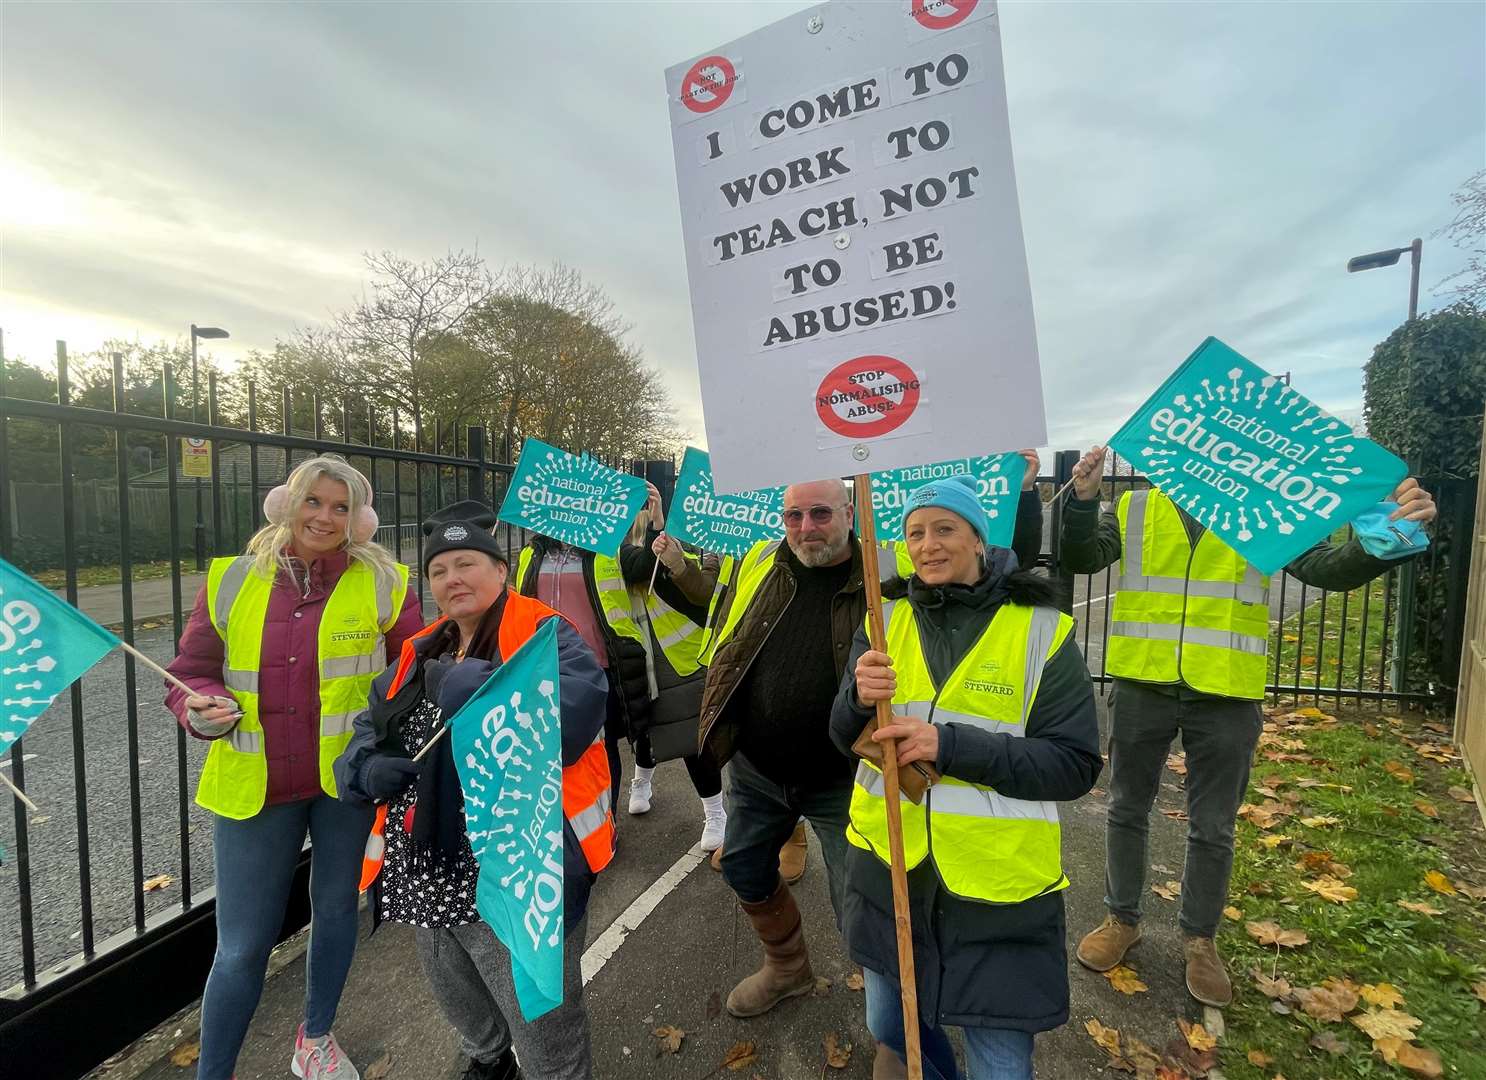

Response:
(666, 0), (1045, 494)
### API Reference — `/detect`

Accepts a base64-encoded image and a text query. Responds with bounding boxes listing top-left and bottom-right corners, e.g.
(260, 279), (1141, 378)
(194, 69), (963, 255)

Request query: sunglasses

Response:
(783, 504), (849, 527)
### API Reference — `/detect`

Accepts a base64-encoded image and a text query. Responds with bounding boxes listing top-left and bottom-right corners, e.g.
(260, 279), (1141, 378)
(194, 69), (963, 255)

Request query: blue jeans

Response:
(198, 795), (373, 1080)
(719, 751), (852, 919)
(865, 968), (1034, 1080)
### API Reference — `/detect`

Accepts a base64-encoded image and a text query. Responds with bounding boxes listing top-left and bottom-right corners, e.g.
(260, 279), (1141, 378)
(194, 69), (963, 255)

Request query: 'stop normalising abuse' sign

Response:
(666, 0), (1045, 494)
(1107, 337), (1408, 576)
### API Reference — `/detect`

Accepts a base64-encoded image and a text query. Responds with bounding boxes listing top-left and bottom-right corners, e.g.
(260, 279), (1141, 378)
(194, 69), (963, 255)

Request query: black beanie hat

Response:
(421, 501), (508, 574)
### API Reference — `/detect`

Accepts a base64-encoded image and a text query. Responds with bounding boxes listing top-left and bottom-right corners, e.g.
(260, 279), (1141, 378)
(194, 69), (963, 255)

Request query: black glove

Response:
(362, 755), (422, 801)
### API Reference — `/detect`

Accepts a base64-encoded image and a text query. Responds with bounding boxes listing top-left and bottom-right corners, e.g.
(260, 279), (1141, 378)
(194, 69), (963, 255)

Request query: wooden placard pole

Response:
(854, 475), (923, 1080)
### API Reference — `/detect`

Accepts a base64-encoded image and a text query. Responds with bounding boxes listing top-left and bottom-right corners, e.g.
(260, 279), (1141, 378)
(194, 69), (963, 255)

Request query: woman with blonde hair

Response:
(165, 453), (424, 1080)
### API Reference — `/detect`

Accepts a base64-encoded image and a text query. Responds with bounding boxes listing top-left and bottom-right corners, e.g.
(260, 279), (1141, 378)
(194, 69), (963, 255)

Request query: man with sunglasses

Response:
(696, 477), (894, 1024)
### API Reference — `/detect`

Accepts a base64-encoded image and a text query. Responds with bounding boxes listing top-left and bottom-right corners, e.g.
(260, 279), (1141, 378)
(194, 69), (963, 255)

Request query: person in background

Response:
(1061, 445), (1436, 1007)
(165, 454), (422, 1080)
(626, 526), (729, 852)
(335, 507), (612, 1080)
(512, 481), (667, 826)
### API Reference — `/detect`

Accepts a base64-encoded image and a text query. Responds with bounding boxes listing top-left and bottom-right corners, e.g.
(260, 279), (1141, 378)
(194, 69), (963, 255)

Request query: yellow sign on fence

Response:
(180, 437), (211, 478)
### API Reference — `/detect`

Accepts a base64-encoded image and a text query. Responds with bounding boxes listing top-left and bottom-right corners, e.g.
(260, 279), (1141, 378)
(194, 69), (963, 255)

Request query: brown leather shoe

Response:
(1075, 915), (1142, 972)
(710, 846), (724, 871)
(779, 821), (808, 885)
(1184, 934), (1233, 1007)
(726, 880), (815, 1017)
(873, 1042), (908, 1079)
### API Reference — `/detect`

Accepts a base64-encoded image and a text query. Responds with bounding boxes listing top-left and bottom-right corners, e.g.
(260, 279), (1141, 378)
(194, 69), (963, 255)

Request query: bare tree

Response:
(1435, 170), (1486, 307)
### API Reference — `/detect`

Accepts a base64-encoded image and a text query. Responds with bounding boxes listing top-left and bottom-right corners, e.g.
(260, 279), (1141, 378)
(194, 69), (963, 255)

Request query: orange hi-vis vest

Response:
(360, 590), (615, 890)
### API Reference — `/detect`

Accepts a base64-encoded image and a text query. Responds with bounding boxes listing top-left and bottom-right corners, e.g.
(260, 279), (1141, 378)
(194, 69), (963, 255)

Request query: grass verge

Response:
(1219, 705), (1486, 1078)
(1271, 578), (1392, 696)
(32, 560), (180, 589)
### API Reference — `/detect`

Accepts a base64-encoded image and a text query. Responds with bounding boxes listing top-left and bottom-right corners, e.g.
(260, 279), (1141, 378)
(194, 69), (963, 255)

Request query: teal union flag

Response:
(1107, 338), (1407, 575)
(498, 439), (649, 558)
(0, 556), (119, 756)
(449, 619), (566, 1022)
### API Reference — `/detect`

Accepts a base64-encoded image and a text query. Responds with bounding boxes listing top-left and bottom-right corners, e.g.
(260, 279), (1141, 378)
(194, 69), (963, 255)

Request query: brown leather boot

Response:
(1184, 934), (1233, 1007)
(873, 1042), (908, 1079)
(1075, 915), (1142, 972)
(711, 846), (724, 871)
(726, 880), (815, 1017)
(779, 821), (808, 885)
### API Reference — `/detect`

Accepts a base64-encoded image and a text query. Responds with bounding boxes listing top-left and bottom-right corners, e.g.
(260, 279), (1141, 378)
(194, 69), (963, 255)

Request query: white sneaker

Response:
(628, 775), (653, 815)
(291, 1023), (360, 1080)
(700, 808), (727, 852)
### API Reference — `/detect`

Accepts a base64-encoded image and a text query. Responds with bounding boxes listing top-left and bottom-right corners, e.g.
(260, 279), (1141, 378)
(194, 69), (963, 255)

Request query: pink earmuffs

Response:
(263, 484), (379, 544)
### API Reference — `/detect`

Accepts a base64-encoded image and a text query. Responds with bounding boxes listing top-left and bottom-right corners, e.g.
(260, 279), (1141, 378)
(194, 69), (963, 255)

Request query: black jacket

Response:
(829, 553), (1102, 1031)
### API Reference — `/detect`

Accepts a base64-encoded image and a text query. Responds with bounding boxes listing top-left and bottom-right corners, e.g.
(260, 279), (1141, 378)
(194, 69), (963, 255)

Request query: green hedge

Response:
(1362, 302), (1486, 696)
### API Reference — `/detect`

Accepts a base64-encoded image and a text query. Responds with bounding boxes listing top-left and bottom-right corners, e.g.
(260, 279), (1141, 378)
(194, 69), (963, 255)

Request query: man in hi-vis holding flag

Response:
(1062, 445), (1436, 1007)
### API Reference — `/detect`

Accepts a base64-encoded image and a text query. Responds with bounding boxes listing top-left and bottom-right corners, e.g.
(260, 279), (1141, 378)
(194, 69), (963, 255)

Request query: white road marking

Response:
(581, 844), (707, 985)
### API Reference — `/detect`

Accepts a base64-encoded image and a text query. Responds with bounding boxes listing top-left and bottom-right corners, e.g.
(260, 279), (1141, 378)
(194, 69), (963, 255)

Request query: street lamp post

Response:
(1346, 239), (1422, 691)
(189, 324), (229, 570)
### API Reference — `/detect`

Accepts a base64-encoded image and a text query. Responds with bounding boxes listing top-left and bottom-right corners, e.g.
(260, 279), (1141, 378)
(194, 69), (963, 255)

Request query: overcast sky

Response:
(3, 1), (1482, 455)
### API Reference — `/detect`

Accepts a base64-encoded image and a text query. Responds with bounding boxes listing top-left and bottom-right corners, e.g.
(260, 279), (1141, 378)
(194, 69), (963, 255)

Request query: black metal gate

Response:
(0, 345), (528, 1079)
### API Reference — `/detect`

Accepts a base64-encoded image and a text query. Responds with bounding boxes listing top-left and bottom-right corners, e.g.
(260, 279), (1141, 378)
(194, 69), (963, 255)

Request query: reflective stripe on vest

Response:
(697, 554), (736, 663)
(1106, 489), (1271, 699)
(643, 580), (707, 677)
(846, 599), (1073, 904)
(564, 732), (616, 873)
(199, 555), (410, 820)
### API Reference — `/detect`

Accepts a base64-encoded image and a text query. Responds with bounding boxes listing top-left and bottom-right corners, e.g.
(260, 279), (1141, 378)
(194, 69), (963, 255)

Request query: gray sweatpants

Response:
(1103, 679), (1263, 939)
(415, 915), (592, 1080)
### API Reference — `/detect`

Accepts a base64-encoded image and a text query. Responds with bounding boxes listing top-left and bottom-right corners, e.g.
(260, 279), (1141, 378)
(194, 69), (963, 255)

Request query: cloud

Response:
(1, 0), (1481, 462)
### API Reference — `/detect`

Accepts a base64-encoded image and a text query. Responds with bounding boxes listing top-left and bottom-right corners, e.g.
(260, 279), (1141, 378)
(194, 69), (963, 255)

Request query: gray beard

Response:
(792, 536), (849, 568)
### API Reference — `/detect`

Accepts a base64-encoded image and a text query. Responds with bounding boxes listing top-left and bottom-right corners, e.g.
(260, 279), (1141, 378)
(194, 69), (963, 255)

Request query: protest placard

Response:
(1107, 337), (1408, 575)
(497, 439), (649, 558)
(666, 0), (1044, 494)
(664, 447), (784, 556)
(868, 450), (1023, 545)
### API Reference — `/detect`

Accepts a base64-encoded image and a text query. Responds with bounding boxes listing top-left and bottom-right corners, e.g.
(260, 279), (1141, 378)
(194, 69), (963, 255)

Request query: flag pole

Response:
(0, 769), (39, 813)
(854, 476), (924, 1080)
(117, 639), (202, 699)
(412, 722), (451, 763)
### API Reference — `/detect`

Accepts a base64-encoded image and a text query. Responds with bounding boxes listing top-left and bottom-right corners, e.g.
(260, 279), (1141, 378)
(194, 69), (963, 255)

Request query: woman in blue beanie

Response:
(829, 474), (1101, 1079)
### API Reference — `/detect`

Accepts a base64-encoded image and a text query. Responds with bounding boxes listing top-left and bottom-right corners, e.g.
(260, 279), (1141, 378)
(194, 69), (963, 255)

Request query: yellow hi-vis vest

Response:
(200, 555), (410, 819)
(695, 554), (737, 664)
(846, 599), (1074, 903)
(637, 552), (709, 678)
(1106, 489), (1271, 700)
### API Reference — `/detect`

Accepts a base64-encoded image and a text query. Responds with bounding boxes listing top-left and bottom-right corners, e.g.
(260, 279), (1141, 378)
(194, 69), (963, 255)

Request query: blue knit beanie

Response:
(901, 474), (990, 548)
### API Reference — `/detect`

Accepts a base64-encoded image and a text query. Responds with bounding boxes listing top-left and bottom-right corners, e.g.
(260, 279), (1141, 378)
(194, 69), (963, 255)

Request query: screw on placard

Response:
(807, 15), (824, 34)
(833, 232), (851, 251)
(852, 445), (870, 462)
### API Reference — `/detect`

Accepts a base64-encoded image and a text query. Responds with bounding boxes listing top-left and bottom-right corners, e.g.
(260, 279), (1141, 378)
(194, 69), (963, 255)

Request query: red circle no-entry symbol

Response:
(680, 55), (737, 114)
(814, 356), (922, 439)
(911, 0), (978, 31)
